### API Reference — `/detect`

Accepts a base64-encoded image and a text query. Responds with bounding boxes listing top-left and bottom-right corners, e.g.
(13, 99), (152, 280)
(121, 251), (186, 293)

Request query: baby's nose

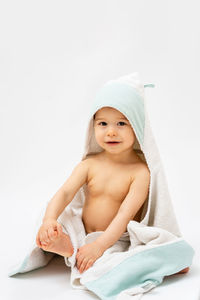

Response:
(106, 126), (117, 135)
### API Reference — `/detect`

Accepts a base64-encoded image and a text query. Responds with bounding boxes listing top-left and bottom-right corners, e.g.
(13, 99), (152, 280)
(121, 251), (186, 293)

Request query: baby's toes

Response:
(41, 242), (48, 248)
(41, 239), (52, 247)
(50, 231), (58, 240)
(41, 239), (50, 246)
(41, 244), (48, 250)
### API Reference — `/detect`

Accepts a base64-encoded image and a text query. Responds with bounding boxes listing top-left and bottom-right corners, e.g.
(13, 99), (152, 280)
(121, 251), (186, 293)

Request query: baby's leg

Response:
(40, 231), (74, 257)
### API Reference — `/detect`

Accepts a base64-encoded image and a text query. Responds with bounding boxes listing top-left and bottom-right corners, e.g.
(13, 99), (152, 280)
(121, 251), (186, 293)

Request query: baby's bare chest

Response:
(86, 163), (134, 201)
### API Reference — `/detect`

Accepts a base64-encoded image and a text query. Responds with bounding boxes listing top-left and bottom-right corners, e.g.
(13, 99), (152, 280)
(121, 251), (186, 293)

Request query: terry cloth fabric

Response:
(8, 72), (195, 300)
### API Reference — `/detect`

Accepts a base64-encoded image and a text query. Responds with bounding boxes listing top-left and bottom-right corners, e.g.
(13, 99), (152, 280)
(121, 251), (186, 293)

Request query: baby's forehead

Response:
(94, 107), (128, 120)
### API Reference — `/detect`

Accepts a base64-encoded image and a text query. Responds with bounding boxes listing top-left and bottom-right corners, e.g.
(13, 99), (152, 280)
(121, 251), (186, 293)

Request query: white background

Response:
(1, 0), (200, 299)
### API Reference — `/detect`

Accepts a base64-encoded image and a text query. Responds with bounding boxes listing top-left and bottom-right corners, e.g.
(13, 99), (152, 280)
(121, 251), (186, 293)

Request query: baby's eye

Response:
(117, 122), (126, 126)
(97, 121), (127, 126)
(98, 122), (107, 126)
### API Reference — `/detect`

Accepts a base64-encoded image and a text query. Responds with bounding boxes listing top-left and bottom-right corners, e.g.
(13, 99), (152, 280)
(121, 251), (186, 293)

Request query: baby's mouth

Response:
(106, 141), (121, 145)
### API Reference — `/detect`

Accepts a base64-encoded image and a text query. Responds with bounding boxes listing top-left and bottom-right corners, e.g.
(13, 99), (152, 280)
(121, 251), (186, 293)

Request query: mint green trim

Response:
(8, 254), (30, 277)
(144, 83), (155, 88)
(8, 249), (55, 277)
(85, 240), (194, 300)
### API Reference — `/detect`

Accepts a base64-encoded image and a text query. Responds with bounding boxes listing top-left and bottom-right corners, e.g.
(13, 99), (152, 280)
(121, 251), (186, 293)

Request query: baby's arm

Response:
(36, 160), (88, 246)
(42, 159), (89, 222)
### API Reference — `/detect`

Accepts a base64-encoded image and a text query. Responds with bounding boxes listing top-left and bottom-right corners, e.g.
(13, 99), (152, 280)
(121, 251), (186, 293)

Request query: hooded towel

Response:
(8, 72), (195, 300)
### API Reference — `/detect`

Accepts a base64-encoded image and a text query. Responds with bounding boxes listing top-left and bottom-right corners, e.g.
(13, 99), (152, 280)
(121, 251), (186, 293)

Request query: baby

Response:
(36, 106), (150, 274)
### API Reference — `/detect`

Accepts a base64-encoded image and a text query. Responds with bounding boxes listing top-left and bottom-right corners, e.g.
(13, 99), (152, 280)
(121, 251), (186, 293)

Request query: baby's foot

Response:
(168, 267), (190, 276)
(40, 232), (74, 257)
(176, 267), (190, 274)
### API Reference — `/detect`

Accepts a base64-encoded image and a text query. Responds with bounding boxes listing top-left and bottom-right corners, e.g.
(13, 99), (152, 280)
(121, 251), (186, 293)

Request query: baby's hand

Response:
(76, 241), (104, 273)
(36, 219), (63, 247)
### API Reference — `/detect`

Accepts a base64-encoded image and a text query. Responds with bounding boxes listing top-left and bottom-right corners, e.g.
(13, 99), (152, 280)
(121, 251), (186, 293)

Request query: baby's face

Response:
(93, 107), (136, 153)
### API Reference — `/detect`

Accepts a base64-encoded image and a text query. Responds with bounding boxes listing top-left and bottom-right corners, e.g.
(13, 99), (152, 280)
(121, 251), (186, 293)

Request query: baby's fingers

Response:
(36, 234), (41, 247)
(84, 259), (94, 272)
(40, 231), (49, 244)
(48, 227), (56, 240)
(56, 223), (63, 236)
(79, 257), (89, 273)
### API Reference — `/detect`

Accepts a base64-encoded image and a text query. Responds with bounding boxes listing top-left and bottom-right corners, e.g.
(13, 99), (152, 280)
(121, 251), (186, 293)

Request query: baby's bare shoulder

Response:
(81, 153), (98, 170)
(84, 152), (101, 162)
(130, 161), (150, 182)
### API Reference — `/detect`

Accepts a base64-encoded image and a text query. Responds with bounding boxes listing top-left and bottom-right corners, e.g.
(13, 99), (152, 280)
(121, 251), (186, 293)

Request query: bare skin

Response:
(82, 151), (146, 234)
(39, 151), (146, 258)
(36, 220), (74, 257)
(40, 231), (74, 257)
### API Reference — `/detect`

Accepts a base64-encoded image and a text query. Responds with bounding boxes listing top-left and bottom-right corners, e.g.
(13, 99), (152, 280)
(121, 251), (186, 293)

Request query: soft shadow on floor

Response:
(10, 254), (69, 280)
(8, 254), (100, 300)
(163, 264), (200, 287)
